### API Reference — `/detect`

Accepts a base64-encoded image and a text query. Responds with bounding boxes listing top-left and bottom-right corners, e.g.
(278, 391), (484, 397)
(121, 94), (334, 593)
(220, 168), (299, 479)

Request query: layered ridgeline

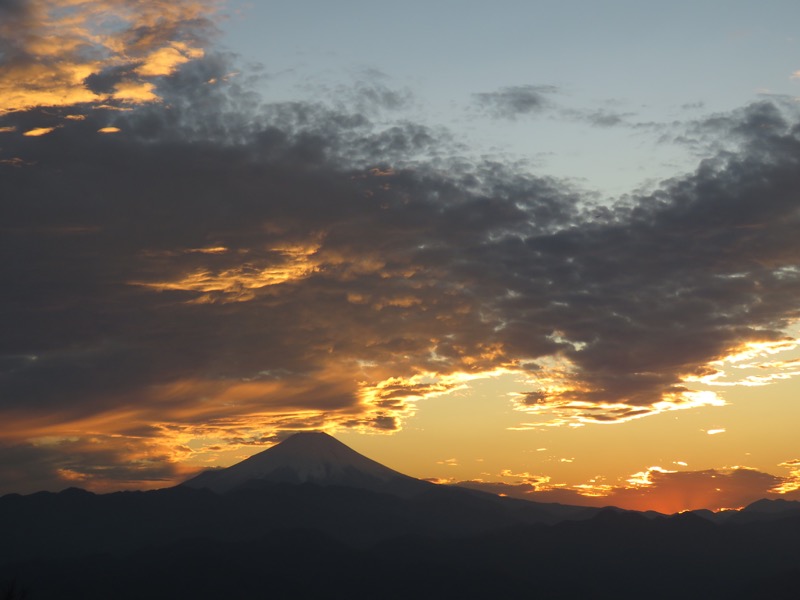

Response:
(0, 433), (598, 563)
(181, 431), (431, 496)
(1, 433), (799, 599)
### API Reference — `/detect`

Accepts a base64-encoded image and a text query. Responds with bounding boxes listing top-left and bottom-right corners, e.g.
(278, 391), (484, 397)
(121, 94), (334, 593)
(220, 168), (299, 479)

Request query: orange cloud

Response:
(772, 459), (800, 494)
(0, 0), (217, 114)
(135, 42), (205, 77)
(23, 126), (58, 136)
(469, 465), (800, 513)
(0, 351), (420, 492)
(132, 241), (322, 303)
(0, 434), (200, 495)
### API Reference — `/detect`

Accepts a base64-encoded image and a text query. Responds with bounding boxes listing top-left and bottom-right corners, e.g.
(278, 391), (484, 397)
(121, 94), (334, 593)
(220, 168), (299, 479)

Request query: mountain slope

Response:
(181, 431), (431, 496)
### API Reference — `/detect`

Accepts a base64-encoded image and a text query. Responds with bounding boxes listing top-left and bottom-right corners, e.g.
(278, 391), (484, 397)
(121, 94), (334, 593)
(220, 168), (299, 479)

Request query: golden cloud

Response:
(135, 42), (205, 77)
(23, 126), (58, 136)
(772, 459), (800, 494)
(132, 242), (322, 303)
(0, 0), (217, 114)
(476, 464), (800, 513)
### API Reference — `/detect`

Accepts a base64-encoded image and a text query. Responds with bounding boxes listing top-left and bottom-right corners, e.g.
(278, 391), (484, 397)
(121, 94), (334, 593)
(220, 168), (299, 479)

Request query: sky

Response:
(1, 0), (800, 513)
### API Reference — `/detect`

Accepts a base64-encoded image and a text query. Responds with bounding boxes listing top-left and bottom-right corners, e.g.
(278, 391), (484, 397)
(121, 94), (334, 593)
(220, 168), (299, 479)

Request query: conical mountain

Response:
(182, 431), (431, 496)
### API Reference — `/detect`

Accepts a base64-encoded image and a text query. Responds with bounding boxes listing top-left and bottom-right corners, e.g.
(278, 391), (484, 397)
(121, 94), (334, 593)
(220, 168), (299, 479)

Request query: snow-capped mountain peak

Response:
(182, 431), (429, 496)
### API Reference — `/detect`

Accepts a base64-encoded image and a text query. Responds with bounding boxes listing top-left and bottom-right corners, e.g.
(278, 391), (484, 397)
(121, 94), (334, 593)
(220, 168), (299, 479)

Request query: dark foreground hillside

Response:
(1, 493), (799, 599)
(3, 433), (799, 600)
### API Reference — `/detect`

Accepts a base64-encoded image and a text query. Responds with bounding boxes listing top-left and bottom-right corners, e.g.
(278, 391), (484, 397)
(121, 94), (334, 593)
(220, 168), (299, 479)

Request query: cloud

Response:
(324, 71), (414, 116)
(606, 466), (800, 513)
(773, 459), (800, 494)
(0, 437), (195, 495)
(459, 465), (800, 513)
(0, 0), (217, 114)
(563, 107), (636, 128)
(454, 480), (538, 497)
(473, 85), (558, 119)
(1, 4), (800, 493)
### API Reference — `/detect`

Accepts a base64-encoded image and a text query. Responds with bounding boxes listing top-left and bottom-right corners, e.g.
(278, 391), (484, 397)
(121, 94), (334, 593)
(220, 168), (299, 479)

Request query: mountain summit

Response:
(182, 431), (430, 496)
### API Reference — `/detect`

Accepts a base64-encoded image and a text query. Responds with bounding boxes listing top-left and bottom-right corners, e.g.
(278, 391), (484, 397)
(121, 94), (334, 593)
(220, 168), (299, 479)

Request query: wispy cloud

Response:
(473, 85), (559, 119)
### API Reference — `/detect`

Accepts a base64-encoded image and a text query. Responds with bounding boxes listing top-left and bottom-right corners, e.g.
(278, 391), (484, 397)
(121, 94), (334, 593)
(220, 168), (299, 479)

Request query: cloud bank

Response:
(1, 2), (800, 493)
(457, 462), (800, 514)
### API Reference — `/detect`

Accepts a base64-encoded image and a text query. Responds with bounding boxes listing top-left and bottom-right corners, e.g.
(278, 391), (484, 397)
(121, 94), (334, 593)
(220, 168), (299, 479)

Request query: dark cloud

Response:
(474, 85), (636, 128)
(473, 85), (558, 119)
(1, 5), (800, 493)
(564, 107), (635, 127)
(2, 83), (800, 482)
(664, 99), (798, 159)
(0, 0), (25, 11)
(0, 438), (193, 495)
(0, 0), (32, 70)
(453, 480), (538, 497)
(84, 66), (139, 95)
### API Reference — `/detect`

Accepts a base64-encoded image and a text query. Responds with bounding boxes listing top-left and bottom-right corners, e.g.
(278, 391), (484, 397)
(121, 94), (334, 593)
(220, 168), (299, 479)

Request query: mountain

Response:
(741, 497), (800, 514)
(181, 431), (432, 496)
(180, 431), (600, 524)
(690, 498), (800, 524)
(0, 433), (600, 567)
(2, 434), (800, 598)
(727, 497), (800, 524)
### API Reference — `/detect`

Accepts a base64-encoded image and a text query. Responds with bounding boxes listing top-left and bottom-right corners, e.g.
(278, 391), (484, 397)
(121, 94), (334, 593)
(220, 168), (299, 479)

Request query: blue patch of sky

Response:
(219, 0), (800, 198)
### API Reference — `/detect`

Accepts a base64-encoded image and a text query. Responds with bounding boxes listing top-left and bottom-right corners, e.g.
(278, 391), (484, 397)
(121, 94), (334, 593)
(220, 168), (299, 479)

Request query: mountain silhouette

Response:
(180, 431), (599, 526)
(2, 433), (800, 599)
(182, 431), (431, 496)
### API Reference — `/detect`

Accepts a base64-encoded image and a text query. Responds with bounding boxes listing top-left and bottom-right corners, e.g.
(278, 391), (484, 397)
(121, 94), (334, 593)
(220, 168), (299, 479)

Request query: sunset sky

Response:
(1, 0), (800, 514)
